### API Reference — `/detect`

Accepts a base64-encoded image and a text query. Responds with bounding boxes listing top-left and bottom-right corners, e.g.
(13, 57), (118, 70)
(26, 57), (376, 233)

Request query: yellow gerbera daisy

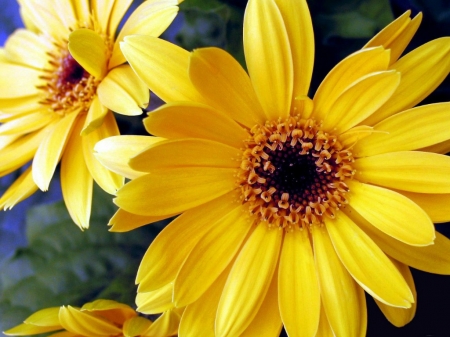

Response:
(0, 0), (182, 229)
(4, 299), (182, 337)
(96, 0), (450, 335)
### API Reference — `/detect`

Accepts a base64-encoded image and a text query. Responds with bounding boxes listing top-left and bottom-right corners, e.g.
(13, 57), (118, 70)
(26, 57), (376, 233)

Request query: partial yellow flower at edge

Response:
(3, 299), (182, 337)
(0, 0), (182, 229)
(104, 1), (450, 336)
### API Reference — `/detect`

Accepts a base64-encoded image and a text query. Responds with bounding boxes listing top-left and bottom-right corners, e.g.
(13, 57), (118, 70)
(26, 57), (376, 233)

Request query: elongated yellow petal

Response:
(364, 11), (422, 64)
(136, 283), (174, 314)
(279, 228), (320, 337)
(326, 212), (413, 307)
(322, 70), (400, 133)
(274, 0), (314, 97)
(3, 323), (61, 336)
(68, 29), (107, 79)
(0, 166), (38, 210)
(61, 117), (93, 229)
(91, 0), (115, 35)
(59, 306), (121, 336)
(315, 304), (334, 337)
(110, 0), (178, 68)
(313, 47), (390, 121)
(0, 95), (41, 114)
(179, 265), (230, 337)
(240, 269), (282, 337)
(115, 167), (236, 217)
(174, 204), (251, 307)
(123, 316), (152, 337)
(355, 103), (450, 157)
(364, 37), (450, 125)
(347, 206), (450, 275)
(216, 224), (282, 337)
(144, 308), (181, 337)
(347, 180), (435, 246)
(24, 307), (61, 327)
(420, 138), (450, 155)
(32, 112), (79, 191)
(94, 136), (164, 180)
(4, 29), (49, 69)
(121, 35), (204, 103)
(71, 0), (90, 26)
(0, 111), (54, 136)
(398, 191), (450, 223)
(97, 65), (148, 116)
(244, 0), (293, 119)
(136, 192), (239, 291)
(82, 112), (124, 195)
(104, 0), (133, 37)
(129, 138), (240, 172)
(311, 225), (362, 337)
(375, 259), (417, 327)
(108, 208), (172, 232)
(188, 47), (266, 128)
(81, 95), (109, 136)
(144, 102), (248, 149)
(0, 62), (41, 98)
(81, 299), (136, 323)
(19, 0), (68, 38)
(354, 151), (450, 193)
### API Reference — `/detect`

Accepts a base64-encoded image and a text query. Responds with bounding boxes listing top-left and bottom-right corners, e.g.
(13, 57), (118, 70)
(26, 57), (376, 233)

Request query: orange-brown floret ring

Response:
(238, 116), (356, 229)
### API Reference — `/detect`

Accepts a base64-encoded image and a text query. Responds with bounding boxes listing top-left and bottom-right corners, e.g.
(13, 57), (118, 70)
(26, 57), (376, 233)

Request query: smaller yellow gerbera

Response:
(0, 0), (182, 229)
(4, 299), (182, 337)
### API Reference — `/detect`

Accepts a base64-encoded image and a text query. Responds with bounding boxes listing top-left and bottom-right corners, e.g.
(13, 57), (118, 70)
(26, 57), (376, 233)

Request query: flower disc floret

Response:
(238, 116), (355, 229)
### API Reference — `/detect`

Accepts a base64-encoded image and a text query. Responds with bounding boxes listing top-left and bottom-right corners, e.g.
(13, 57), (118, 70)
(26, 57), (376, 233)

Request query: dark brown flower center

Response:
(238, 116), (355, 229)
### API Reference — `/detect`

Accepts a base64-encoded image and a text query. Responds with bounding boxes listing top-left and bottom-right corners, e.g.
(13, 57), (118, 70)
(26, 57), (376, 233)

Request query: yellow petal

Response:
(114, 167), (237, 217)
(364, 11), (422, 64)
(279, 228), (320, 337)
(188, 47), (266, 128)
(325, 212), (414, 307)
(179, 265), (231, 337)
(354, 103), (450, 157)
(311, 225), (365, 337)
(129, 138), (240, 172)
(339, 125), (374, 149)
(104, 0), (133, 36)
(97, 65), (148, 115)
(110, 0), (178, 68)
(68, 29), (107, 79)
(33, 112), (79, 191)
(136, 283), (174, 314)
(348, 206), (450, 275)
(94, 136), (164, 180)
(59, 306), (121, 336)
(346, 180), (435, 246)
(123, 316), (152, 337)
(0, 166), (38, 210)
(81, 299), (136, 324)
(24, 307), (61, 327)
(82, 111), (124, 195)
(144, 308), (181, 337)
(216, 224), (282, 337)
(3, 323), (61, 336)
(398, 191), (450, 223)
(274, 0), (314, 97)
(0, 95), (41, 114)
(61, 117), (93, 229)
(108, 208), (171, 232)
(121, 35), (204, 103)
(4, 29), (49, 69)
(243, 0), (293, 119)
(91, 0), (115, 36)
(136, 192), (239, 291)
(18, 1), (68, 38)
(173, 204), (252, 307)
(364, 37), (450, 125)
(323, 70), (400, 133)
(315, 304), (334, 337)
(81, 95), (109, 136)
(71, 0), (90, 26)
(0, 62), (41, 98)
(144, 102), (248, 149)
(0, 111), (54, 136)
(313, 47), (390, 121)
(240, 268), (282, 337)
(354, 151), (450, 193)
(420, 138), (450, 155)
(374, 259), (417, 327)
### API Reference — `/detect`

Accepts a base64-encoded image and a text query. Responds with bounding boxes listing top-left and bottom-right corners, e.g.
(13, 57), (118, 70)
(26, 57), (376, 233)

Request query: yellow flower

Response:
(97, 0), (450, 336)
(0, 0), (182, 229)
(4, 299), (182, 337)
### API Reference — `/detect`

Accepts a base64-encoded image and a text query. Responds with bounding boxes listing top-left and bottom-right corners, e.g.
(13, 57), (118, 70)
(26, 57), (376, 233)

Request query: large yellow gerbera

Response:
(0, 0), (181, 229)
(4, 299), (182, 336)
(96, 0), (450, 335)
